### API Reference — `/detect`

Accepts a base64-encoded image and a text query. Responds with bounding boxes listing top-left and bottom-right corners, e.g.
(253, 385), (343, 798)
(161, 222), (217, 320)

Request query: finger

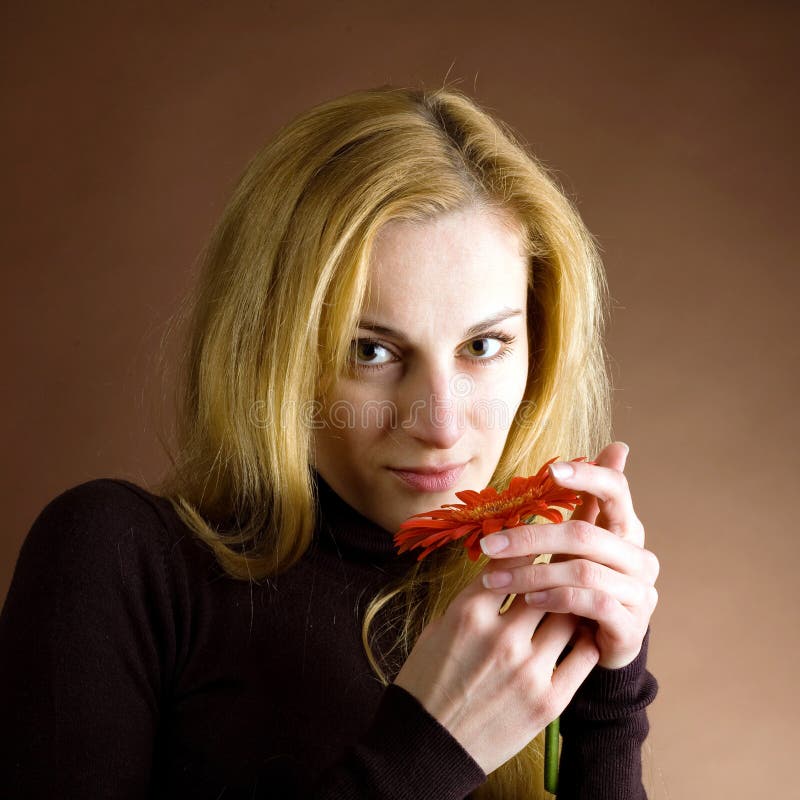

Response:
(480, 521), (655, 579)
(485, 554), (542, 571)
(492, 587), (550, 636)
(478, 555), (544, 617)
(471, 552), (551, 604)
(455, 554), (546, 621)
(523, 586), (633, 638)
(482, 558), (650, 608)
(494, 596), (579, 656)
(481, 551), (551, 577)
(531, 587), (649, 670)
(522, 581), (656, 670)
(528, 611), (580, 667)
(549, 625), (600, 699)
(569, 441), (629, 527)
(548, 450), (635, 539)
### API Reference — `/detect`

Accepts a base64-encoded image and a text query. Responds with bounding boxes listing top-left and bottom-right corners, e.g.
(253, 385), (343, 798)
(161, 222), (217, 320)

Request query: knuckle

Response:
(540, 680), (569, 718)
(642, 549), (660, 581)
(618, 471), (630, 492)
(454, 598), (489, 636)
(520, 524), (538, 552)
(524, 696), (550, 730)
(647, 585), (659, 610)
(525, 564), (539, 589)
(571, 519), (594, 546)
(575, 559), (600, 588)
(517, 665), (554, 717)
(495, 631), (524, 665)
(562, 586), (578, 609)
(537, 687), (560, 723)
(596, 591), (615, 615)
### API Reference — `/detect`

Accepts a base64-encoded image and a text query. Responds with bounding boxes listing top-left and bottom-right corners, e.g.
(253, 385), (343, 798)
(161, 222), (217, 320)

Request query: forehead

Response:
(364, 206), (529, 321)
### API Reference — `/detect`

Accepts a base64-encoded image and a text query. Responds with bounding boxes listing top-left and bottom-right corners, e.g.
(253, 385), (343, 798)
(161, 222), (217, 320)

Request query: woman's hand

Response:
(393, 564), (600, 775)
(478, 441), (659, 670)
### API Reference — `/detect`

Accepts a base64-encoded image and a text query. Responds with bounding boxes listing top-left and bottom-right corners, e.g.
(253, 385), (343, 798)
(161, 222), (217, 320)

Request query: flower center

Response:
(449, 488), (539, 521)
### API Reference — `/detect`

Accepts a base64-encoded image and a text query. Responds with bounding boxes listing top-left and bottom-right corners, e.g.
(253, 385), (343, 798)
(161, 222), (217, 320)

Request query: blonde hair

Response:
(151, 84), (613, 798)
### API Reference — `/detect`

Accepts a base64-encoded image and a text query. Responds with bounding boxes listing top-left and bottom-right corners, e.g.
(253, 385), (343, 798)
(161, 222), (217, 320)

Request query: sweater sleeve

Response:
(308, 682), (487, 800)
(556, 627), (658, 799)
(0, 481), (486, 800)
(0, 479), (177, 798)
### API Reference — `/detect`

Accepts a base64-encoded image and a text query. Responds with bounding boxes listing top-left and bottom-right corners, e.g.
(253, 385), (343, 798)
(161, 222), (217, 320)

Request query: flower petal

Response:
(454, 489), (484, 504)
(481, 517), (505, 535)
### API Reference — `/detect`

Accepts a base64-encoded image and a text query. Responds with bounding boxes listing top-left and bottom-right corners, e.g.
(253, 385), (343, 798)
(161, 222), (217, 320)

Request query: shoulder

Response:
(15, 477), (197, 592)
(2, 479), (197, 719)
(26, 477), (172, 548)
(34, 476), (162, 515)
(5, 478), (222, 648)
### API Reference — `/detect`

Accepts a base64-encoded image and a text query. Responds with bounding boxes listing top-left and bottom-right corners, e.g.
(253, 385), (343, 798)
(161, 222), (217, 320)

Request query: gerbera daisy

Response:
(394, 455), (591, 561)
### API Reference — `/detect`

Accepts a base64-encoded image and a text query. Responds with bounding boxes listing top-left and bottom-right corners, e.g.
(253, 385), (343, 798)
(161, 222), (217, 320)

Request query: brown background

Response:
(2, 1), (797, 797)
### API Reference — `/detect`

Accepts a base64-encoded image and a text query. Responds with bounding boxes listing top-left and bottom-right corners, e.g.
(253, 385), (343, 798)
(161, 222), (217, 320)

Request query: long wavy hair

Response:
(151, 84), (613, 798)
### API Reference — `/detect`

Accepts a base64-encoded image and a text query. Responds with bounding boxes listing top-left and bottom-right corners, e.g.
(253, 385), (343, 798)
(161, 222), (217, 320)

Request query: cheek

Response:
(467, 364), (529, 431)
(317, 396), (392, 455)
(506, 350), (531, 414)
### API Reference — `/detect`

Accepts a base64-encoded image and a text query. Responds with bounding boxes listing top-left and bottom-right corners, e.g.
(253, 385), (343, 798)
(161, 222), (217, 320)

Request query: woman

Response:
(0, 85), (659, 798)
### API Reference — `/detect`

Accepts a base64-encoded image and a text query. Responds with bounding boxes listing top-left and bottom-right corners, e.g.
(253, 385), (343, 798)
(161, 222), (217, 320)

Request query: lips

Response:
(391, 462), (467, 475)
(388, 463), (468, 492)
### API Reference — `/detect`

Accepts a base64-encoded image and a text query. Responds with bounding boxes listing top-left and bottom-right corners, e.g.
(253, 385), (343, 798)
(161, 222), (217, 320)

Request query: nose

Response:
(399, 360), (467, 450)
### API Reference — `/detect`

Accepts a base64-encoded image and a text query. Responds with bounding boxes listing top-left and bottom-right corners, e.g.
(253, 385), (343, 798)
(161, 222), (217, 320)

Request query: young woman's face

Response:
(313, 204), (530, 535)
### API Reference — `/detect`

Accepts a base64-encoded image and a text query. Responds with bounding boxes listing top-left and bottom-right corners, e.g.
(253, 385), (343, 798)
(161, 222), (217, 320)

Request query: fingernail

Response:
(615, 441), (630, 455)
(482, 571), (512, 589)
(525, 591), (548, 604)
(480, 534), (509, 555)
(549, 462), (574, 480)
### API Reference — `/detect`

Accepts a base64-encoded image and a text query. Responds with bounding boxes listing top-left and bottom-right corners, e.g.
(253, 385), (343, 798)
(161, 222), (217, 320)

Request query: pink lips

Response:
(389, 463), (468, 492)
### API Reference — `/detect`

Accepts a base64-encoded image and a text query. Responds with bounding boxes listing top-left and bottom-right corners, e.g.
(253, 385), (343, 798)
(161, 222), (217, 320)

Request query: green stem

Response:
(511, 515), (563, 794)
(544, 716), (560, 794)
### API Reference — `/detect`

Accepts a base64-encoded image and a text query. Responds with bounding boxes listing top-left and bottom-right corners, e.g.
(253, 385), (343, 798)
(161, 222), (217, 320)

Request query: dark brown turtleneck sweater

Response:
(0, 473), (657, 798)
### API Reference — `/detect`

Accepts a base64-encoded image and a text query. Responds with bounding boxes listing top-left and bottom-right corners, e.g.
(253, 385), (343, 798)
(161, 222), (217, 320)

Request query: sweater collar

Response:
(312, 469), (418, 567)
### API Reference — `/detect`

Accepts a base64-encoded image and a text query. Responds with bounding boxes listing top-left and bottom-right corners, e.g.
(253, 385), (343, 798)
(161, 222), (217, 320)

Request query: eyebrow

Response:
(357, 307), (524, 342)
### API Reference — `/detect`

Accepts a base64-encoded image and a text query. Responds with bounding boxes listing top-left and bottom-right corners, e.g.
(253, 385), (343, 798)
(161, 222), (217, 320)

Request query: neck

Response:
(312, 469), (418, 566)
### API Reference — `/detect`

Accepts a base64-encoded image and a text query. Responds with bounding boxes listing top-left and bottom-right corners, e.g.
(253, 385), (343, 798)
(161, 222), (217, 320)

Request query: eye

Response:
(464, 337), (503, 359)
(351, 339), (396, 368)
(464, 329), (517, 367)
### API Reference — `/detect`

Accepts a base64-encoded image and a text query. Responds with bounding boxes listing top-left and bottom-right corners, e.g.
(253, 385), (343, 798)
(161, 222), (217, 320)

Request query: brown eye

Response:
(464, 338), (502, 358)
(351, 339), (394, 368)
(462, 330), (517, 366)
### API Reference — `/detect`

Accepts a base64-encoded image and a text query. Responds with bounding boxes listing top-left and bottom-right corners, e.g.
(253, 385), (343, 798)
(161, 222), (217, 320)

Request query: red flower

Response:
(393, 456), (592, 561)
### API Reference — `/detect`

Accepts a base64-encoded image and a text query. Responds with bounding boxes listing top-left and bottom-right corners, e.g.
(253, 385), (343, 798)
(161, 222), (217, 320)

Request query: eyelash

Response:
(350, 329), (517, 373)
